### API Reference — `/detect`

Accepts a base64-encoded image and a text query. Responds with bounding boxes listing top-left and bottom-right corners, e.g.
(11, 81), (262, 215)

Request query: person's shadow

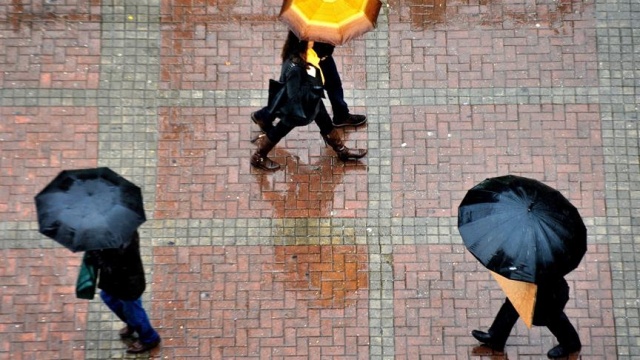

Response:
(251, 138), (367, 218)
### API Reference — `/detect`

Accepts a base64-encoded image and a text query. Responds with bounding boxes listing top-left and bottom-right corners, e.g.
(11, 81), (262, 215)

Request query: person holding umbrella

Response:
(251, 0), (381, 134)
(85, 231), (161, 354)
(471, 276), (582, 358)
(458, 175), (586, 358)
(250, 31), (367, 171)
(35, 168), (160, 354)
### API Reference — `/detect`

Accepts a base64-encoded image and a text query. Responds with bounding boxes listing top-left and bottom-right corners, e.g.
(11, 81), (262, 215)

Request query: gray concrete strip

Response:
(596, 0), (640, 357)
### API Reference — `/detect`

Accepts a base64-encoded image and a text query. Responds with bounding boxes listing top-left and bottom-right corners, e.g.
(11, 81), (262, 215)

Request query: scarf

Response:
(306, 47), (325, 84)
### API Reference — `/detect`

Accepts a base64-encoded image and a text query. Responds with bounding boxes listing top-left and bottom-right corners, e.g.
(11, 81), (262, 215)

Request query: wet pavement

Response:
(0, 0), (637, 359)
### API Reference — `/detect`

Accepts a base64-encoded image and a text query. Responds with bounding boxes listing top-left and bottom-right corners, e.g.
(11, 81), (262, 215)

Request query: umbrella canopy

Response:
(279, 0), (382, 46)
(35, 167), (146, 252)
(458, 175), (587, 284)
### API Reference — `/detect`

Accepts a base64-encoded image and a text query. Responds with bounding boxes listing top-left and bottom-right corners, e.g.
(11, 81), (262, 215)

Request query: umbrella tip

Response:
(527, 202), (535, 212)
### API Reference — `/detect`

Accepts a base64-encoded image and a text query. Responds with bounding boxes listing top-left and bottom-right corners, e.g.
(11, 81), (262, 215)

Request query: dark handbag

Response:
(267, 79), (287, 115)
(75, 253), (98, 300)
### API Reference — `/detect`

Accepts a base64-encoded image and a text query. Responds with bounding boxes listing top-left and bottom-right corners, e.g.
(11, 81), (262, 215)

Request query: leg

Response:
(100, 290), (127, 323)
(488, 299), (520, 346)
(472, 298), (519, 351)
(320, 56), (349, 119)
(251, 121), (293, 171)
(320, 56), (367, 127)
(546, 312), (581, 358)
(251, 107), (276, 134)
(100, 291), (136, 338)
(315, 103), (367, 161)
(121, 298), (161, 353)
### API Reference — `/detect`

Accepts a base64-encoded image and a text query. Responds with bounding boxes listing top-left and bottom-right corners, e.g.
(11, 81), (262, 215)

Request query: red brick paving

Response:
(388, 0), (597, 89)
(0, 245), (613, 359)
(0, 248), (87, 360)
(391, 104), (605, 218)
(0, 0), (101, 89)
(155, 107), (369, 219)
(158, 0), (368, 91)
(0, 0), (616, 359)
(0, 106), (99, 222)
(151, 245), (370, 359)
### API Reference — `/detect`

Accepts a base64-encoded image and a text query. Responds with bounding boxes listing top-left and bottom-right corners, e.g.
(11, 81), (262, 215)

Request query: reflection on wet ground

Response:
(6, 0), (100, 31)
(388, 0), (589, 31)
(274, 245), (369, 309)
(254, 147), (368, 219)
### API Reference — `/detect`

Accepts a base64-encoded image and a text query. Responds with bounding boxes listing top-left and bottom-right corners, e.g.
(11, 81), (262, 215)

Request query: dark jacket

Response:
(86, 232), (146, 300)
(532, 277), (569, 326)
(278, 59), (325, 127)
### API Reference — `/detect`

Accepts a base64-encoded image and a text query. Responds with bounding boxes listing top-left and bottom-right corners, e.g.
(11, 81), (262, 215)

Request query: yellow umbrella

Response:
(490, 271), (537, 328)
(279, 0), (382, 46)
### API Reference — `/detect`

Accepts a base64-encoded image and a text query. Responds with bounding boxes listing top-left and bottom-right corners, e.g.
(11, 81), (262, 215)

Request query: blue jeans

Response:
(100, 291), (160, 344)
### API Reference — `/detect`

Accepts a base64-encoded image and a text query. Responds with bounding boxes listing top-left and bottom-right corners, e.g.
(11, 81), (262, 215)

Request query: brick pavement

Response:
(0, 0), (638, 359)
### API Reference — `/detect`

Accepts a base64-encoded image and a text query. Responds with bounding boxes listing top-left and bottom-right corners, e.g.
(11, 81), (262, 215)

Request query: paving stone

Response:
(0, 0), (638, 358)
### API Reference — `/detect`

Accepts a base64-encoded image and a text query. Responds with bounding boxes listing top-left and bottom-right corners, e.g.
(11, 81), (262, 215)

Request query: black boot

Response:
(472, 299), (519, 352)
(322, 129), (367, 161)
(547, 343), (581, 358)
(251, 111), (274, 133)
(471, 330), (505, 352)
(546, 312), (581, 358)
(251, 134), (280, 171)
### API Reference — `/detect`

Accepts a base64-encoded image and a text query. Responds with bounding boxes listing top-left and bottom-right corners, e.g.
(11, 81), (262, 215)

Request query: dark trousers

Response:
(261, 102), (335, 143)
(488, 298), (581, 348)
(319, 56), (349, 120)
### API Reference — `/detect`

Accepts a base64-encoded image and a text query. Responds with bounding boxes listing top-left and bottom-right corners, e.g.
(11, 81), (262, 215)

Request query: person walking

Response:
(471, 276), (581, 359)
(251, 40), (367, 133)
(250, 31), (367, 171)
(85, 231), (161, 354)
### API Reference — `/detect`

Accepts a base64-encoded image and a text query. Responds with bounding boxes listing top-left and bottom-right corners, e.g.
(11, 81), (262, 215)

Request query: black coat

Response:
(278, 59), (325, 127)
(532, 277), (569, 326)
(85, 232), (146, 300)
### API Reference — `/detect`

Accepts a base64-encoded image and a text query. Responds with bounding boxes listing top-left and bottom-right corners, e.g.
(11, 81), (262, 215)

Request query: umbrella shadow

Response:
(252, 146), (366, 217)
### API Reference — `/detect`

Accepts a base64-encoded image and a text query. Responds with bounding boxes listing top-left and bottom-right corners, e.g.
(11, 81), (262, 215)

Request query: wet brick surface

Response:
(0, 0), (637, 358)
(0, 106), (99, 222)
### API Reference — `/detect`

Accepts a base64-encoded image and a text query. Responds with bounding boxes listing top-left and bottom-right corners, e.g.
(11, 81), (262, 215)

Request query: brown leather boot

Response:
(126, 338), (161, 354)
(251, 111), (274, 133)
(251, 134), (280, 171)
(322, 129), (367, 161)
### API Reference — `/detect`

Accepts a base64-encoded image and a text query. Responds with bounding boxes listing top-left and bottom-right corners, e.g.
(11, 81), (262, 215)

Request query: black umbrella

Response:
(35, 167), (146, 252)
(458, 175), (586, 284)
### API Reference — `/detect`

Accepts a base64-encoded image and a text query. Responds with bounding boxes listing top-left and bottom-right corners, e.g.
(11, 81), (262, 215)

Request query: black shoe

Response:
(471, 330), (505, 352)
(126, 338), (161, 354)
(547, 343), (581, 358)
(333, 114), (367, 127)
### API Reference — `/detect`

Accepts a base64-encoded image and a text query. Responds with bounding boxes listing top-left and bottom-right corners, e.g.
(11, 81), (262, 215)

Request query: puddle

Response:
(275, 245), (369, 309)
